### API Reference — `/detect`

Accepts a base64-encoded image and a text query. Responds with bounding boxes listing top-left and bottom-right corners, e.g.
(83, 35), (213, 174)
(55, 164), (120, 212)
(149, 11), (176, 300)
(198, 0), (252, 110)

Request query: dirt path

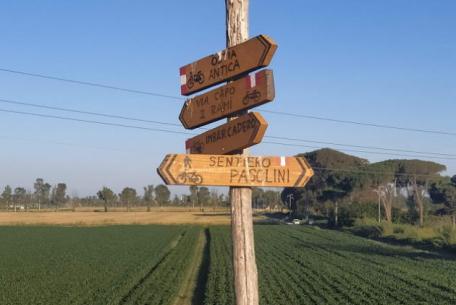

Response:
(172, 229), (207, 305)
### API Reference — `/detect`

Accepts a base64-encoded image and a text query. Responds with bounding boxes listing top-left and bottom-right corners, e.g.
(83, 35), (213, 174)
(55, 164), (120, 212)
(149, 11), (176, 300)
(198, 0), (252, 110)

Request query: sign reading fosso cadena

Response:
(157, 154), (314, 187)
(179, 35), (277, 96)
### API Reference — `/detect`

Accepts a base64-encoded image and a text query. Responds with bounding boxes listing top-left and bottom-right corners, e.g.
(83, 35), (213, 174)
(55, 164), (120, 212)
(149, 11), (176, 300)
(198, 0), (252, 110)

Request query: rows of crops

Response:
(0, 225), (201, 305)
(204, 226), (456, 305)
(2, 225), (456, 305)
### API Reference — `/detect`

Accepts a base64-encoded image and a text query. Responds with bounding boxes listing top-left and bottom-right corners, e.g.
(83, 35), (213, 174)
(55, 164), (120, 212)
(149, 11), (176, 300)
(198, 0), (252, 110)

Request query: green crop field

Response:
(205, 226), (456, 305)
(1, 225), (456, 305)
(0, 225), (202, 305)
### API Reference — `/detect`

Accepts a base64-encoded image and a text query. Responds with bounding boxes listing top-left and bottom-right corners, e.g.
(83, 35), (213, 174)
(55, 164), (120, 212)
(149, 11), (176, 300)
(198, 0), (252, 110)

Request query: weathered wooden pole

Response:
(226, 1), (259, 305)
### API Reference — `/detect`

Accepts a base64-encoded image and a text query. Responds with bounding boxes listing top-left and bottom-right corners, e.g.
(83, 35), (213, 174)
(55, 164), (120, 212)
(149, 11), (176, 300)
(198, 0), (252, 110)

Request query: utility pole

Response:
(226, 1), (259, 305)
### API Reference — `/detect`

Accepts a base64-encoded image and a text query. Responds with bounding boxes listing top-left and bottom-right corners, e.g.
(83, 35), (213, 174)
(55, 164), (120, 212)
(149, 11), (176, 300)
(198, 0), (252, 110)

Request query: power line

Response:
(265, 135), (456, 157)
(261, 109), (456, 137)
(0, 108), (194, 136)
(0, 98), (182, 128)
(0, 67), (183, 101)
(1, 67), (455, 137)
(0, 134), (443, 179)
(0, 135), (135, 154)
(1, 107), (456, 161)
(0, 97), (455, 158)
(262, 141), (456, 161)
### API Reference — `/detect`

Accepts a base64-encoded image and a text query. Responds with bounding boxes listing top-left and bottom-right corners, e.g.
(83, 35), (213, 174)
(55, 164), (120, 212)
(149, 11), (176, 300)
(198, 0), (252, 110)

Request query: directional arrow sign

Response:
(179, 69), (275, 129)
(157, 154), (314, 187)
(180, 34), (277, 96)
(185, 112), (267, 155)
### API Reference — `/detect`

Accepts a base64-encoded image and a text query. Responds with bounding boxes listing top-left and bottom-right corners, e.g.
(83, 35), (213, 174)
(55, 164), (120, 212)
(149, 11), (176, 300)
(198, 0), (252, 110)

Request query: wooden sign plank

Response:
(180, 34), (277, 96)
(185, 112), (267, 155)
(179, 69), (275, 129)
(157, 154), (314, 187)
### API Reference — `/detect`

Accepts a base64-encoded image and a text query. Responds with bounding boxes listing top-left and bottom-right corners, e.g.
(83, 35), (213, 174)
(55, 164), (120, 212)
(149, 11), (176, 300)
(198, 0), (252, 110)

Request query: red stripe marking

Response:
(181, 84), (188, 95)
(244, 74), (252, 88)
(179, 66), (186, 76)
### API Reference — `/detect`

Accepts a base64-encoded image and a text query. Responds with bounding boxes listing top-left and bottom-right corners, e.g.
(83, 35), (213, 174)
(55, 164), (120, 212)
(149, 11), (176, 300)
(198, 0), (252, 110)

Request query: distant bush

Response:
(348, 217), (456, 252)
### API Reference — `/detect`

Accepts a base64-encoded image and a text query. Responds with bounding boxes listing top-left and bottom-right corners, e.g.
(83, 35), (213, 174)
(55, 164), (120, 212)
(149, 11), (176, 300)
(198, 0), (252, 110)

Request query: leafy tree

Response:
(13, 187), (27, 212)
(34, 178), (51, 210)
(197, 187), (210, 210)
(119, 187), (137, 211)
(283, 149), (368, 225)
(143, 185), (154, 211)
(154, 184), (170, 206)
(429, 176), (456, 228)
(1, 185), (12, 209)
(264, 190), (281, 210)
(376, 159), (446, 226)
(172, 195), (181, 206)
(189, 186), (198, 208)
(51, 183), (67, 210)
(97, 187), (116, 212)
(252, 187), (265, 209)
(209, 190), (221, 208)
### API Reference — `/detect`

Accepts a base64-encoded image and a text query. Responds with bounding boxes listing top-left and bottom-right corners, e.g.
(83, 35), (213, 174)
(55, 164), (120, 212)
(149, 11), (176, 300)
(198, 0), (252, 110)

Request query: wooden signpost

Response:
(158, 154), (314, 188)
(180, 34), (277, 96)
(185, 112), (267, 155)
(179, 69), (275, 129)
(158, 2), (314, 304)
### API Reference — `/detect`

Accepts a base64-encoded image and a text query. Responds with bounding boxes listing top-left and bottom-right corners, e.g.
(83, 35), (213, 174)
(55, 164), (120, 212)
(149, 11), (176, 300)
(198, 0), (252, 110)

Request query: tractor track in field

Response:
(171, 228), (209, 305)
(118, 232), (186, 305)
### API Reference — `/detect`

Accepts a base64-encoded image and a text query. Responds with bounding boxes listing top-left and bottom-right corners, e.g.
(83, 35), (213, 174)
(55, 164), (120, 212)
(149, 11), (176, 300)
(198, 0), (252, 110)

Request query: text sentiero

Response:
(208, 155), (290, 183)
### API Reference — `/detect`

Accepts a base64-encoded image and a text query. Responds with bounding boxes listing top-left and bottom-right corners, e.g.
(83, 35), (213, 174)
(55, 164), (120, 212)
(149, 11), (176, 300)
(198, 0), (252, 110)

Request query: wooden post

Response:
(226, 1), (259, 305)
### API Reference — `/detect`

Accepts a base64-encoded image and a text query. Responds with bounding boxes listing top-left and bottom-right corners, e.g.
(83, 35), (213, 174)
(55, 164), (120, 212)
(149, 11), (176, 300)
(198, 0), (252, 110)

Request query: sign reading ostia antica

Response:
(179, 69), (275, 129)
(180, 35), (277, 95)
(185, 112), (267, 155)
(157, 154), (314, 187)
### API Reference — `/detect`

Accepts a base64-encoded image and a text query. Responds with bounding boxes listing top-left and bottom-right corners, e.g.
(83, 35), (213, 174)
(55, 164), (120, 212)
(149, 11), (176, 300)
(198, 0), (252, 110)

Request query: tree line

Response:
(283, 148), (456, 227)
(4, 148), (453, 226)
(0, 179), (284, 212)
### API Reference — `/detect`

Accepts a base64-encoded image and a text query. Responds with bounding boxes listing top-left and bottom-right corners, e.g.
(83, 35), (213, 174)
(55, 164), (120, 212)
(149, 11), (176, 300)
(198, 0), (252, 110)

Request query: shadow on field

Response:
(288, 232), (456, 261)
(192, 228), (211, 305)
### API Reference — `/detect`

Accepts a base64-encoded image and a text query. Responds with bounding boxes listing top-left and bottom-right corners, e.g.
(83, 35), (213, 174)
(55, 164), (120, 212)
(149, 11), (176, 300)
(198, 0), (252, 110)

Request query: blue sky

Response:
(0, 1), (455, 196)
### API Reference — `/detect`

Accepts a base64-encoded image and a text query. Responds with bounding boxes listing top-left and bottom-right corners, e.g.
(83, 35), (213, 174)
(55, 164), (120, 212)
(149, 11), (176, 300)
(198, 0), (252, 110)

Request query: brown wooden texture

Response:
(226, 2), (258, 305)
(157, 154), (314, 187)
(179, 69), (274, 129)
(185, 112), (267, 155)
(179, 34), (277, 96)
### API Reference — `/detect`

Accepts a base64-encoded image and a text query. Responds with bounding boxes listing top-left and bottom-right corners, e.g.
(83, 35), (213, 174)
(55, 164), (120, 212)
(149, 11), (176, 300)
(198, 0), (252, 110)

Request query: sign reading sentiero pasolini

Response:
(179, 69), (275, 129)
(157, 154), (314, 187)
(185, 112), (267, 155)
(179, 35), (277, 96)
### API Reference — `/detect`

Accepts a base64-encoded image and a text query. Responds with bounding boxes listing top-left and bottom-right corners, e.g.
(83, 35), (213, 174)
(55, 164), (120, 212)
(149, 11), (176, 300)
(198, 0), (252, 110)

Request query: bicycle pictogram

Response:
(242, 90), (261, 105)
(186, 71), (205, 89)
(177, 171), (203, 185)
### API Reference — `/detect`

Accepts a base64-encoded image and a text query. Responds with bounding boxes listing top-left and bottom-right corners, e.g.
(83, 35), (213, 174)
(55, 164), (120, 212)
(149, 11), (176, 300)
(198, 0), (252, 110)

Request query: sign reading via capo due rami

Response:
(179, 69), (275, 129)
